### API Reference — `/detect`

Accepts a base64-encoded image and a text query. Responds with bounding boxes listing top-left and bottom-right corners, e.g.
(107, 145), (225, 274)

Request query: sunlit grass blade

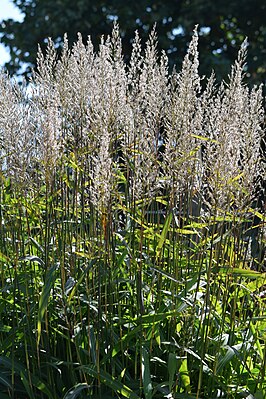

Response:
(156, 212), (172, 261)
(179, 357), (191, 393)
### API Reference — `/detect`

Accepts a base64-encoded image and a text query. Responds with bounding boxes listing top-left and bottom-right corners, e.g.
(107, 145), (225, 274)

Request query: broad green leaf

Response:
(250, 322), (264, 360)
(0, 355), (25, 373)
(247, 208), (265, 221)
(171, 228), (198, 235)
(112, 325), (142, 357)
(179, 358), (191, 393)
(254, 391), (265, 399)
(0, 252), (9, 262)
(156, 212), (172, 260)
(138, 309), (183, 325)
(37, 264), (57, 345)
(0, 394), (11, 399)
(217, 343), (243, 373)
(168, 352), (177, 391)
(63, 383), (91, 399)
(79, 365), (141, 399)
(30, 374), (54, 398)
(155, 197), (168, 206)
(154, 326), (161, 347)
(217, 347), (235, 373)
(142, 347), (152, 399)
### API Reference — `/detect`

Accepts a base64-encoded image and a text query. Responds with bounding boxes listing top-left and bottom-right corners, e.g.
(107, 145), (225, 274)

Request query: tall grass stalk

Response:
(0, 24), (265, 398)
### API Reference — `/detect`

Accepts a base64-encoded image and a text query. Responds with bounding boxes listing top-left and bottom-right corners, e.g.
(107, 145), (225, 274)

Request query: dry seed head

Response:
(32, 45), (63, 184)
(201, 40), (264, 213)
(163, 27), (202, 202)
(0, 26), (264, 216)
(0, 72), (37, 188)
(89, 128), (113, 212)
(122, 29), (169, 201)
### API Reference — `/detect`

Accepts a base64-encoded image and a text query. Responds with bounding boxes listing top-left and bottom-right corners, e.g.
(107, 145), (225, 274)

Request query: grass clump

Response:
(0, 25), (265, 399)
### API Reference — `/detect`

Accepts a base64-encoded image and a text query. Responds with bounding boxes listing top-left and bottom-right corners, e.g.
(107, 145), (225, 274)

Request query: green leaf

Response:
(179, 358), (191, 393)
(20, 371), (35, 399)
(229, 269), (265, 279)
(0, 252), (10, 262)
(0, 325), (12, 333)
(168, 353), (177, 391)
(28, 237), (45, 253)
(0, 355), (25, 374)
(139, 309), (184, 326)
(0, 356), (53, 398)
(37, 264), (57, 345)
(217, 344), (243, 373)
(150, 266), (180, 283)
(191, 133), (218, 143)
(67, 260), (96, 304)
(0, 372), (12, 390)
(112, 325), (142, 357)
(254, 391), (265, 399)
(0, 394), (11, 399)
(80, 365), (141, 399)
(63, 383), (91, 399)
(142, 347), (152, 399)
(156, 212), (172, 260)
(250, 322), (264, 360)
(19, 255), (45, 266)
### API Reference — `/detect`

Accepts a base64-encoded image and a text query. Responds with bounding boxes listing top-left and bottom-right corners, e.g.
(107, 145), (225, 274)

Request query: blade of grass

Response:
(179, 357), (191, 393)
(63, 383), (91, 399)
(37, 263), (57, 346)
(142, 346), (152, 399)
(156, 212), (172, 261)
(79, 365), (141, 399)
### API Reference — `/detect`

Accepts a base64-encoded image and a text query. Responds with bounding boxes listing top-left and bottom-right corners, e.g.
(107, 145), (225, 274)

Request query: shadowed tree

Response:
(0, 0), (266, 84)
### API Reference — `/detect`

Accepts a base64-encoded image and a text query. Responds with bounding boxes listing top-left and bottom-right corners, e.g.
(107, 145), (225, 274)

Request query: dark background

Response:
(0, 0), (266, 85)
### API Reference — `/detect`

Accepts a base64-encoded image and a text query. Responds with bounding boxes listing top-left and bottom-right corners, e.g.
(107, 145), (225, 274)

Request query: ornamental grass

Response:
(0, 25), (265, 399)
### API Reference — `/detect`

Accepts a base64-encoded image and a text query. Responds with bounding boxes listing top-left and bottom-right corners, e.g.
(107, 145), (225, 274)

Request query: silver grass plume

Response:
(163, 26), (203, 209)
(88, 26), (125, 212)
(0, 71), (37, 188)
(0, 26), (264, 218)
(31, 39), (63, 185)
(124, 27), (169, 201)
(202, 39), (265, 213)
(55, 34), (94, 154)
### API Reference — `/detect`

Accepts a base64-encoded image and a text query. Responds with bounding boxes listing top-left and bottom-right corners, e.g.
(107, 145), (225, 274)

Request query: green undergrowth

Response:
(0, 171), (265, 399)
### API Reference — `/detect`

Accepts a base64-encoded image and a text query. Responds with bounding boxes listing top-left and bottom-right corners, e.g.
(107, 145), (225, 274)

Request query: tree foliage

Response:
(0, 0), (266, 83)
